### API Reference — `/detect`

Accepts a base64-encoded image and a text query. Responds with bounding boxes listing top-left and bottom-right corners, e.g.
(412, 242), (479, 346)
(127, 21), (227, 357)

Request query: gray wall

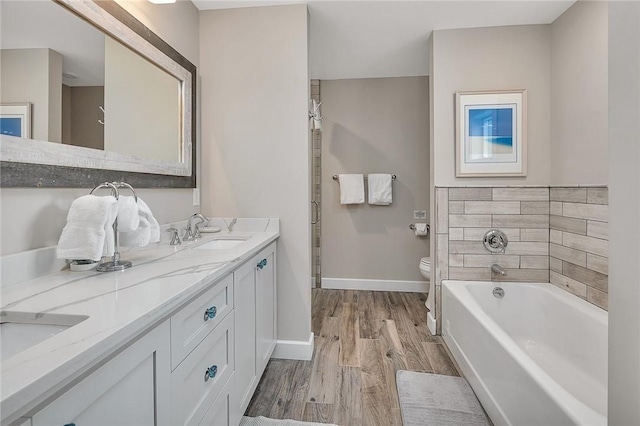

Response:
(0, 0), (200, 256)
(608, 1), (640, 423)
(321, 77), (430, 282)
(199, 5), (311, 345)
(550, 1), (608, 185)
(62, 85), (105, 150)
(0, 48), (62, 142)
(431, 25), (551, 187)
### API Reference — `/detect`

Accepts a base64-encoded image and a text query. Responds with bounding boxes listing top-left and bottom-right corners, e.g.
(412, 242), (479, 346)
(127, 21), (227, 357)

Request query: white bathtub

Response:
(442, 280), (607, 426)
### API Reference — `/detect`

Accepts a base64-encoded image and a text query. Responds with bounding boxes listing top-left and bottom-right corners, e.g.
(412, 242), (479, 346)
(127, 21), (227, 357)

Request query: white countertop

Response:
(0, 218), (279, 425)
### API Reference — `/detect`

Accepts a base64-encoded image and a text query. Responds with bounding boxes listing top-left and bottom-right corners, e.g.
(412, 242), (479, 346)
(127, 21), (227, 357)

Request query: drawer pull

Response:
(64, 424), (76, 426)
(204, 365), (218, 382)
(203, 306), (217, 321)
(257, 259), (267, 269)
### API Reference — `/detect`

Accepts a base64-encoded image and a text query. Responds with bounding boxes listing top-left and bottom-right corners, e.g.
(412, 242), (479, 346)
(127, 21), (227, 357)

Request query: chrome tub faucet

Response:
(491, 264), (507, 276)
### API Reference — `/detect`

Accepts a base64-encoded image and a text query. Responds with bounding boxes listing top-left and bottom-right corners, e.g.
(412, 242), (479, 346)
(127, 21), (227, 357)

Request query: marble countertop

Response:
(0, 218), (279, 425)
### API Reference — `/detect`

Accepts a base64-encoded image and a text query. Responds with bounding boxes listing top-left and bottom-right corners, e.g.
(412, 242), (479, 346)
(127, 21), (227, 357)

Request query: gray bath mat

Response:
(396, 371), (490, 426)
(241, 416), (336, 426)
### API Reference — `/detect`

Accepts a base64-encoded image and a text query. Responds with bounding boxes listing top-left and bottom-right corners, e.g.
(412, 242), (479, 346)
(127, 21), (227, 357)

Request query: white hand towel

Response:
(338, 174), (365, 204)
(117, 196), (140, 233)
(367, 174), (393, 205)
(57, 195), (118, 261)
(138, 198), (160, 243)
(103, 202), (118, 257)
(119, 198), (159, 247)
(119, 216), (151, 248)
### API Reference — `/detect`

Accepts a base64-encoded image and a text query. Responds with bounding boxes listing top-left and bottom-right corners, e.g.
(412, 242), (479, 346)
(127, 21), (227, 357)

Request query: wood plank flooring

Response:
(245, 289), (460, 425)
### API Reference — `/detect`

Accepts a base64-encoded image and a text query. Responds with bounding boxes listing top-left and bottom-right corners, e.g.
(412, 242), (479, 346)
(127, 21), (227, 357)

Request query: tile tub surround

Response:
(549, 187), (608, 309)
(433, 185), (609, 333)
(0, 219), (279, 424)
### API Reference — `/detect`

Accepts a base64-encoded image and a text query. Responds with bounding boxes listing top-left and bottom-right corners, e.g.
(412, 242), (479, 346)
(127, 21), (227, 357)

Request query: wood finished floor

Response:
(245, 289), (460, 425)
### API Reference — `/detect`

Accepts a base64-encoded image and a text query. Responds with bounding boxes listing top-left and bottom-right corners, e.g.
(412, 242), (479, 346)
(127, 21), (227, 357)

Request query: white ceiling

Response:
(193, 0), (575, 80)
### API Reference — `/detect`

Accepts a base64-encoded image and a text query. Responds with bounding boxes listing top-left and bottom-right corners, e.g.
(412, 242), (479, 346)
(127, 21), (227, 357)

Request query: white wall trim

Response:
(427, 311), (437, 335)
(272, 332), (314, 361)
(322, 277), (429, 293)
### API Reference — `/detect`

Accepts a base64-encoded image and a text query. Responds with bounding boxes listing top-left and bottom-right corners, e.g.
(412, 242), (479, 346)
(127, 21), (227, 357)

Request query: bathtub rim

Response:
(442, 280), (607, 426)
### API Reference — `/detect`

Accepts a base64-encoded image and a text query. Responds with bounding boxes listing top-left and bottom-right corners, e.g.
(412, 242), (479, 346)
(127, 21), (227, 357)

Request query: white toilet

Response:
(419, 257), (431, 279)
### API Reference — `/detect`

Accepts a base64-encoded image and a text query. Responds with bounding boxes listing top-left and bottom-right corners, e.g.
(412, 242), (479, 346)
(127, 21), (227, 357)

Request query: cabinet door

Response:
(231, 259), (257, 425)
(32, 321), (171, 426)
(256, 243), (277, 375)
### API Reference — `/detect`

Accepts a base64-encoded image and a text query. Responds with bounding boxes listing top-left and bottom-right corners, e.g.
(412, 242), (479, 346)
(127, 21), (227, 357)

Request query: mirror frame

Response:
(0, 0), (196, 188)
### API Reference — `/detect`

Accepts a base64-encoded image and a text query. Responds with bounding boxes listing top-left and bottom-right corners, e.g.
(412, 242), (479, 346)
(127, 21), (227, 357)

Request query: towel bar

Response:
(332, 174), (396, 181)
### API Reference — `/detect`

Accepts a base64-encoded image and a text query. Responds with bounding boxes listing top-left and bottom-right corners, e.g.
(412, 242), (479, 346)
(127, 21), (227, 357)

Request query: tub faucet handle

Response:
(484, 229), (508, 253)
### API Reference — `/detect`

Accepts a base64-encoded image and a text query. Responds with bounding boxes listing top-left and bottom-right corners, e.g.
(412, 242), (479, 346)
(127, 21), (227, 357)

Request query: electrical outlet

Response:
(414, 210), (427, 220)
(193, 188), (200, 206)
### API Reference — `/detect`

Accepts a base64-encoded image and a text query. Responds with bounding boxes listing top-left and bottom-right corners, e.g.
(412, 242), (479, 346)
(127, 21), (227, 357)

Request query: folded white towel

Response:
(119, 217), (151, 248)
(138, 198), (160, 243)
(117, 196), (139, 233)
(57, 195), (118, 261)
(368, 173), (393, 205)
(119, 198), (159, 247)
(338, 174), (365, 204)
(103, 202), (118, 257)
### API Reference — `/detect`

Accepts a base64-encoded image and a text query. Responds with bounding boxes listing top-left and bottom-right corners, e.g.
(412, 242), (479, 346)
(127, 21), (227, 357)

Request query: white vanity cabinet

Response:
(231, 242), (277, 425)
(31, 320), (171, 426)
(20, 240), (277, 426)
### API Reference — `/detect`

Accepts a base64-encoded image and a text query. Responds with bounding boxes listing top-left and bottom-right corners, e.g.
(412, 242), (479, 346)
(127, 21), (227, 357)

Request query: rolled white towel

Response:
(57, 195), (118, 261)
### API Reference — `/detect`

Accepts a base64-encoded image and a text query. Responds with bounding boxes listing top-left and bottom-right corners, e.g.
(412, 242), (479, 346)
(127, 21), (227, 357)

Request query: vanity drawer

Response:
(171, 311), (234, 426)
(171, 274), (233, 370)
(198, 372), (234, 426)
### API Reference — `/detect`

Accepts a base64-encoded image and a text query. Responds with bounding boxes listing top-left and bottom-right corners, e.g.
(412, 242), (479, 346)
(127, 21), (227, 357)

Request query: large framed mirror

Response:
(0, 0), (196, 188)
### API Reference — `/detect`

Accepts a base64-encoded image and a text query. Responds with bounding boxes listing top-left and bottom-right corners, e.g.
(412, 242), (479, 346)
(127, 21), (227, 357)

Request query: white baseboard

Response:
(427, 311), (437, 335)
(322, 277), (429, 293)
(272, 332), (314, 361)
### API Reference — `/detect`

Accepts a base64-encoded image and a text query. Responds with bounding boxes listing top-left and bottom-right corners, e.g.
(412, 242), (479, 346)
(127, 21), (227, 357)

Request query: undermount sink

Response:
(0, 311), (88, 362)
(195, 236), (249, 250)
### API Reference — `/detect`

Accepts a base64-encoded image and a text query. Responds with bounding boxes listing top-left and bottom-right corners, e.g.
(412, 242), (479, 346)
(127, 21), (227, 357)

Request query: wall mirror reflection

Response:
(0, 0), (196, 187)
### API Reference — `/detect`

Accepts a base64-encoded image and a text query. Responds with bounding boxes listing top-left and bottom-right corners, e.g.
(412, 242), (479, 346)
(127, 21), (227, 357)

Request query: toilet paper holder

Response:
(409, 223), (430, 232)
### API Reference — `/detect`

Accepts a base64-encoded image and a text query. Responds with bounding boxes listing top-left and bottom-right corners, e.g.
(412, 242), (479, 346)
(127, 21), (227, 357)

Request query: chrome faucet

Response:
(227, 218), (237, 232)
(184, 213), (209, 241)
(491, 264), (507, 276)
(166, 228), (181, 245)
